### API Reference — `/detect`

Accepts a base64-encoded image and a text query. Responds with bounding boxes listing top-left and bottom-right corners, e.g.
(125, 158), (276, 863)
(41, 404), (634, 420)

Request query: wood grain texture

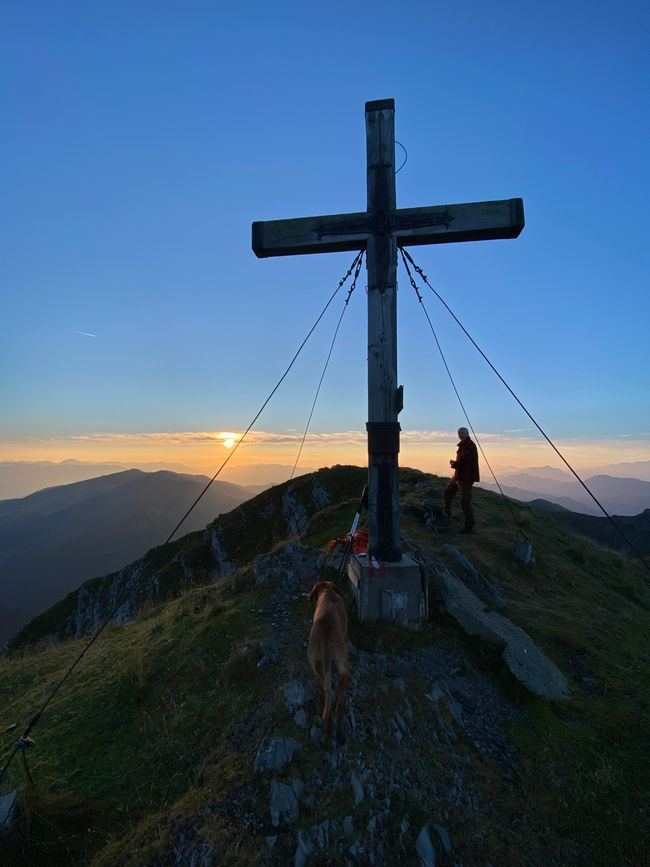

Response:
(252, 199), (524, 258)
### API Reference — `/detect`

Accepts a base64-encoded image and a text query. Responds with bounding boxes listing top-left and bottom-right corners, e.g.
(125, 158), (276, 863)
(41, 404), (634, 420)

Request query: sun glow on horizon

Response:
(218, 432), (239, 449)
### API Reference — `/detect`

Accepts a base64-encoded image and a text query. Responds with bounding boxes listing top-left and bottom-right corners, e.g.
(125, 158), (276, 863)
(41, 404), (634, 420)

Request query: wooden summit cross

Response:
(253, 99), (524, 563)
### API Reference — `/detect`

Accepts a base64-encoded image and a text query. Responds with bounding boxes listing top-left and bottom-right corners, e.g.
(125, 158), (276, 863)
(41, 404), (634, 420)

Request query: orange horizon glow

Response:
(1, 429), (648, 479)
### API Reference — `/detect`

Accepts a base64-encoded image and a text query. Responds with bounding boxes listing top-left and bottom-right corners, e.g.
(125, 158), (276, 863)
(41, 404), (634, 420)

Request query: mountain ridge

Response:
(483, 471), (650, 516)
(0, 469), (251, 642)
(1, 466), (648, 866)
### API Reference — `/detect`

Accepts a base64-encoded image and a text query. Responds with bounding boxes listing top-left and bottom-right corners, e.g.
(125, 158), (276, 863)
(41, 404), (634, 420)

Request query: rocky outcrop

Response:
(9, 466), (365, 650)
(310, 477), (331, 511)
(254, 738), (302, 775)
(435, 561), (571, 700)
(0, 790), (18, 835)
(282, 488), (310, 537)
(205, 527), (235, 580)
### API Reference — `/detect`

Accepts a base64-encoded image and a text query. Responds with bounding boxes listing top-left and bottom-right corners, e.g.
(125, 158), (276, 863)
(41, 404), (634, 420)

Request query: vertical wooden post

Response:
(365, 99), (401, 562)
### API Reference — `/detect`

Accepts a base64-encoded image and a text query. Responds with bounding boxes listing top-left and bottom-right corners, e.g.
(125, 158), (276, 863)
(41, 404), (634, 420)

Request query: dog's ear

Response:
(309, 583), (322, 605)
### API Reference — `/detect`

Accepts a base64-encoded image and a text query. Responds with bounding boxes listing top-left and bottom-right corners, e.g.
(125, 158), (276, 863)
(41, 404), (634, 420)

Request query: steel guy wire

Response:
(0, 250), (365, 787)
(401, 246), (650, 575)
(399, 248), (524, 535)
(290, 252), (364, 480)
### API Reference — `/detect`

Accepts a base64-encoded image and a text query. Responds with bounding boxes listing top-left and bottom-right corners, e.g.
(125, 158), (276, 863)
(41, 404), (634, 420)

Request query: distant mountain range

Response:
(0, 459), (314, 499)
(496, 461), (650, 482)
(0, 459), (207, 499)
(482, 468), (650, 516)
(525, 500), (650, 557)
(0, 469), (250, 642)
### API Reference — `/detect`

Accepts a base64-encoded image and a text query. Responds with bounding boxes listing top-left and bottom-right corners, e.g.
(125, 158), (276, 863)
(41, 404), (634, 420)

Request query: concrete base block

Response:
(347, 553), (426, 629)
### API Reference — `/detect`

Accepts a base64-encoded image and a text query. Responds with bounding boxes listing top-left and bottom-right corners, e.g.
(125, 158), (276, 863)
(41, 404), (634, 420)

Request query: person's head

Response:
(457, 427), (469, 441)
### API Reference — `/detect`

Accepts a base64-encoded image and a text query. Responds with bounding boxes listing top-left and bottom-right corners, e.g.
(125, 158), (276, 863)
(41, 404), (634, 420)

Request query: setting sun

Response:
(218, 432), (238, 449)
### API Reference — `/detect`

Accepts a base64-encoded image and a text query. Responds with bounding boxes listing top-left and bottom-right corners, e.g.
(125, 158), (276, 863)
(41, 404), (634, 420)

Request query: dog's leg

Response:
(321, 650), (333, 746)
(334, 665), (349, 743)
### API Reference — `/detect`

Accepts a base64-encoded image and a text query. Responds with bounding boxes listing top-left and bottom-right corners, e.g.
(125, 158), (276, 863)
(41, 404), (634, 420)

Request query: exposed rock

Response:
(282, 488), (310, 536)
(502, 635), (571, 700)
(435, 566), (571, 700)
(259, 639), (279, 663)
(270, 779), (299, 827)
(283, 679), (316, 714)
(348, 839), (365, 858)
(253, 737), (302, 774)
(442, 544), (481, 582)
(207, 527), (235, 578)
(426, 684), (447, 703)
(174, 552), (194, 580)
(416, 824), (437, 866)
(350, 771), (364, 806)
(294, 819), (330, 865)
(311, 478), (331, 511)
(441, 545), (506, 607)
(293, 708), (308, 729)
(252, 544), (321, 590)
(0, 789), (18, 834)
(198, 846), (220, 867)
(294, 828), (314, 866)
(447, 701), (464, 726)
(291, 778), (305, 802)
(433, 824), (452, 855)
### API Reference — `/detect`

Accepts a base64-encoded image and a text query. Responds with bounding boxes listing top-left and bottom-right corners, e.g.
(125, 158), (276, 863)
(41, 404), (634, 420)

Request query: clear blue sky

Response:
(2, 1), (649, 471)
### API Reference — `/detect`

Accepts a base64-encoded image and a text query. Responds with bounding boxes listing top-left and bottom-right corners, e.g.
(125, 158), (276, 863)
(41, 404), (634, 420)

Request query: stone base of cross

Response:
(253, 99), (523, 627)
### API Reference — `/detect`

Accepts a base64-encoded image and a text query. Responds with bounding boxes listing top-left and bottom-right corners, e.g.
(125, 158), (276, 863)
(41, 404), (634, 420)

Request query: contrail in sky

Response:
(74, 330), (97, 338)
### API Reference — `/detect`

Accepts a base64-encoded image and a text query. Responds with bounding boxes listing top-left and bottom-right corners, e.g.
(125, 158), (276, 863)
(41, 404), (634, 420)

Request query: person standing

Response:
(444, 427), (480, 533)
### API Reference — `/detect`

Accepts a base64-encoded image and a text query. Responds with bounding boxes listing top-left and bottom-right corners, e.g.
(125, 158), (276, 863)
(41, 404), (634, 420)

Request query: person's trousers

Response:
(443, 480), (475, 529)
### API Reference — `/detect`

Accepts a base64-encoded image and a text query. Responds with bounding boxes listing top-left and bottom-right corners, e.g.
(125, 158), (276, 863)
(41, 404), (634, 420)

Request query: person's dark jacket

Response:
(452, 438), (480, 483)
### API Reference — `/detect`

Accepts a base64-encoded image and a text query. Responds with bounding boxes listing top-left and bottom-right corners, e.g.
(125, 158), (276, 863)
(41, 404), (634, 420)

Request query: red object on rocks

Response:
(327, 529), (369, 555)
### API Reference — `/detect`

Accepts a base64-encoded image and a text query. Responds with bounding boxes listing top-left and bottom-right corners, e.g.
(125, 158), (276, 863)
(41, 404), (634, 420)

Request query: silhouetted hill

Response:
(483, 481), (597, 514)
(0, 469), (249, 642)
(524, 498), (571, 513)
(543, 507), (650, 557)
(484, 473), (650, 516)
(0, 459), (204, 499)
(0, 459), (126, 499)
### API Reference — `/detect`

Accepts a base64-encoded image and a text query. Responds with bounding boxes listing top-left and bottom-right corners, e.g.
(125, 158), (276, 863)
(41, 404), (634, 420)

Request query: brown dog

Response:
(308, 581), (350, 745)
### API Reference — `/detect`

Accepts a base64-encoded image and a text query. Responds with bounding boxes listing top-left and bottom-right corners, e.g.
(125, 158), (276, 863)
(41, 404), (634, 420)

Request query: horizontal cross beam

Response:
(252, 198), (524, 258)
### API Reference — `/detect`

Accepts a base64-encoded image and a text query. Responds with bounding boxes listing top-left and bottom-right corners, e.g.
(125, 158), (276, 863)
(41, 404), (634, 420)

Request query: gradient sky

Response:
(2, 1), (649, 477)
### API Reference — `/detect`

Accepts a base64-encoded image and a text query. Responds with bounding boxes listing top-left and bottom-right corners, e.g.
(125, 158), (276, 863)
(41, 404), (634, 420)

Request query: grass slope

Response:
(0, 469), (648, 866)
(10, 465), (367, 649)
